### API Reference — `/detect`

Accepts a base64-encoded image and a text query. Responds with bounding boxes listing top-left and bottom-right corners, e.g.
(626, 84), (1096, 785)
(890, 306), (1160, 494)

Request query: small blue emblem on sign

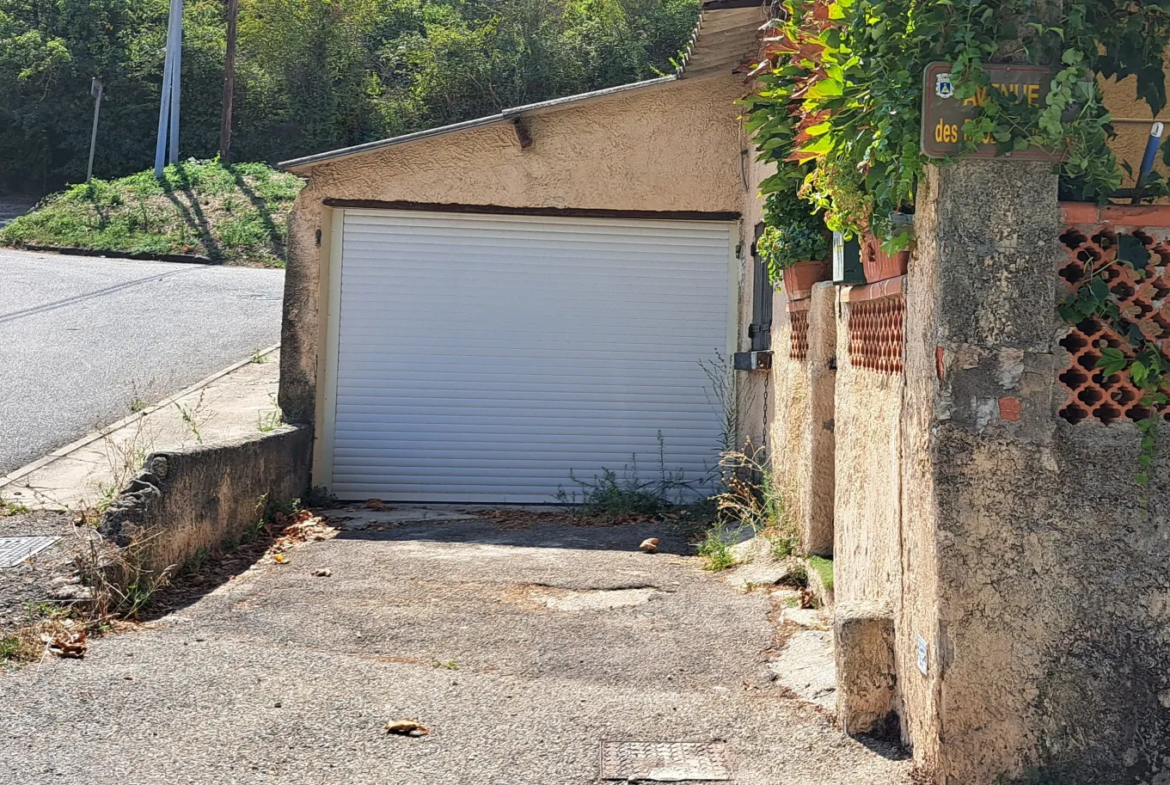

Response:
(935, 72), (954, 100)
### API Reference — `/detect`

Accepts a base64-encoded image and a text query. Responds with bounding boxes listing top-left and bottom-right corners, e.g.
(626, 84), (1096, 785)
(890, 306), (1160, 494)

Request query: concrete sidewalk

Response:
(0, 511), (912, 784)
(0, 346), (281, 511)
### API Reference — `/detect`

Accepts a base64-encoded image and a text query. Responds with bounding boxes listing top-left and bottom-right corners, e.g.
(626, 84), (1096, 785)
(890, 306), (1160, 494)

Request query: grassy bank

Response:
(0, 160), (303, 267)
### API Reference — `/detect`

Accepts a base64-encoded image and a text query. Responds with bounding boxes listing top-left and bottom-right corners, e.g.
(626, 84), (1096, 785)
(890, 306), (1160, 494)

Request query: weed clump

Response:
(695, 443), (793, 571)
(555, 433), (694, 520)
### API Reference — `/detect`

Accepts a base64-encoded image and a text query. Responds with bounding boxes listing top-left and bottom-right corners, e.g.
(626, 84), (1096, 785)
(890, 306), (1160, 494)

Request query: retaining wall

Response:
(99, 426), (313, 572)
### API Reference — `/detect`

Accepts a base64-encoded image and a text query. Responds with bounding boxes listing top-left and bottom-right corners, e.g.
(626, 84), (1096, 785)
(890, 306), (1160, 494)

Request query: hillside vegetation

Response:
(0, 0), (699, 194)
(0, 160), (302, 267)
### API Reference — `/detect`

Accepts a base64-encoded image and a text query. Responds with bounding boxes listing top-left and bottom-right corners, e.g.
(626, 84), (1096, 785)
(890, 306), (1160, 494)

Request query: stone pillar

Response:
(835, 600), (897, 736)
(900, 159), (1065, 782)
(802, 282), (836, 555)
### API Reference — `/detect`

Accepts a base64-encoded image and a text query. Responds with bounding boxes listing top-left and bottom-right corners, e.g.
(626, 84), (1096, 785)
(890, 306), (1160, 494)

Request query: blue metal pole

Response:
(1132, 122), (1164, 205)
(168, 0), (183, 165)
(153, 0), (179, 178)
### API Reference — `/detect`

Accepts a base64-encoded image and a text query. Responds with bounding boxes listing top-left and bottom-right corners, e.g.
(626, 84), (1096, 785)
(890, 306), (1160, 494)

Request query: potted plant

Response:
(758, 197), (831, 300)
(862, 212), (913, 284)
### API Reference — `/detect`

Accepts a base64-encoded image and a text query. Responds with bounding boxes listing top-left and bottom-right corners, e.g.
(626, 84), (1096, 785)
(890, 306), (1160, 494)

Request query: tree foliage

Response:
(0, 0), (699, 193)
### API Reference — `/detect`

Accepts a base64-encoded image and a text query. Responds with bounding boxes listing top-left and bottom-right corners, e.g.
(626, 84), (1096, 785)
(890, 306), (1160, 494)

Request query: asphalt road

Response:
(0, 249), (284, 476)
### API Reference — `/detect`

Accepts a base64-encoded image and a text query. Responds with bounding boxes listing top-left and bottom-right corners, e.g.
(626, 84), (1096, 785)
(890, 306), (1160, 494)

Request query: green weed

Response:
(555, 433), (693, 518)
(807, 556), (834, 592)
(257, 409), (282, 433)
(697, 525), (737, 572)
(301, 486), (337, 508)
(0, 635), (21, 662)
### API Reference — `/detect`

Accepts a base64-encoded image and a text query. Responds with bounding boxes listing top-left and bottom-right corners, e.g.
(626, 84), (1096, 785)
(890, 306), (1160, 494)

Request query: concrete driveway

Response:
(0, 249), (283, 475)
(0, 512), (912, 784)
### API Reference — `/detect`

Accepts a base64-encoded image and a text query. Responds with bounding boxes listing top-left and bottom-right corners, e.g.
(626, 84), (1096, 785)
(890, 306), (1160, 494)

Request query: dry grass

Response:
(1, 498), (340, 667)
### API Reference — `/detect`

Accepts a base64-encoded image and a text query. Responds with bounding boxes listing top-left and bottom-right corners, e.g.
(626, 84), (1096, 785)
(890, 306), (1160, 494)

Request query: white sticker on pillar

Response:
(917, 634), (929, 675)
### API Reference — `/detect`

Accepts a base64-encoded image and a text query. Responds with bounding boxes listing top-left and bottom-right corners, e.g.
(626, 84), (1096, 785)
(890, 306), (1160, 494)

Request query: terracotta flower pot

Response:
(862, 234), (909, 284)
(782, 259), (830, 301)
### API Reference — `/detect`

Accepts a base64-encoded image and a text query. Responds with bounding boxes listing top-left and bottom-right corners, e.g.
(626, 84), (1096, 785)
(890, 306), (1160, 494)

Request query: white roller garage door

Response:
(325, 208), (734, 503)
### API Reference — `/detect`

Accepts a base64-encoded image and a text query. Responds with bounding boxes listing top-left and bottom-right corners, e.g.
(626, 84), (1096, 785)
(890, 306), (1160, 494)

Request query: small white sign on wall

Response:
(917, 634), (929, 676)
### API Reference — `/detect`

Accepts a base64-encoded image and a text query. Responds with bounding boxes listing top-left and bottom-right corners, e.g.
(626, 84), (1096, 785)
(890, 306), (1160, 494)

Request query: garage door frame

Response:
(312, 203), (742, 500)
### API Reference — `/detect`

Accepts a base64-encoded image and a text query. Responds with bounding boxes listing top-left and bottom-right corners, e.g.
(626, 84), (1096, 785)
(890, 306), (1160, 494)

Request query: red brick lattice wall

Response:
(1057, 220), (1170, 425)
(847, 294), (905, 374)
(790, 308), (810, 360)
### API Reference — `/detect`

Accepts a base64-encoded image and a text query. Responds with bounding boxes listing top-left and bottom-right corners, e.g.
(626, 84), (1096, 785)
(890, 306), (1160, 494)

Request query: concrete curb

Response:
(0, 344), (281, 493)
(8, 243), (216, 265)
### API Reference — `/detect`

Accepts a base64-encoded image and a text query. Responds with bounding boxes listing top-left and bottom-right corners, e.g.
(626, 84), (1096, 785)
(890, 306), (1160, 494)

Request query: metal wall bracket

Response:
(733, 350), (772, 371)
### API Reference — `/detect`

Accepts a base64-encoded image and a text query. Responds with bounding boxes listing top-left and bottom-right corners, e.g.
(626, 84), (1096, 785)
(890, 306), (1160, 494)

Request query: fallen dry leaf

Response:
(47, 630), (87, 659)
(313, 568), (332, 577)
(366, 498), (384, 510)
(639, 538), (660, 553)
(800, 588), (817, 609)
(385, 720), (429, 737)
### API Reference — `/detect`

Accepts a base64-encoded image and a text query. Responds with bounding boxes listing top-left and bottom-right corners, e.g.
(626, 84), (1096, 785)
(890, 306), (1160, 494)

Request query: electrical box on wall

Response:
(833, 232), (865, 285)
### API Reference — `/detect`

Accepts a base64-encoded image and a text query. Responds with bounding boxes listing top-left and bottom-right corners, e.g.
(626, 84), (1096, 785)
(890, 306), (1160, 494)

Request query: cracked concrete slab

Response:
(0, 516), (911, 784)
(772, 630), (839, 713)
(522, 584), (663, 611)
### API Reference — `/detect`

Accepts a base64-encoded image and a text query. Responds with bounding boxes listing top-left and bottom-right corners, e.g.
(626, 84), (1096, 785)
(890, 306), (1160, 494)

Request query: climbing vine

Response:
(744, 0), (1170, 485)
(743, 0), (1170, 241)
(1060, 234), (1170, 485)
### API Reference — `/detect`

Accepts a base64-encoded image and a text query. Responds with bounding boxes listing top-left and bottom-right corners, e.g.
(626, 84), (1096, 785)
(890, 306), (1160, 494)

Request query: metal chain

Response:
(762, 369), (770, 455)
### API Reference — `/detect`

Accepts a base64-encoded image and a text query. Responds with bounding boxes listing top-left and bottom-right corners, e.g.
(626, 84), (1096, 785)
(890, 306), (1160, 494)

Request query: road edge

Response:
(0, 344), (281, 493)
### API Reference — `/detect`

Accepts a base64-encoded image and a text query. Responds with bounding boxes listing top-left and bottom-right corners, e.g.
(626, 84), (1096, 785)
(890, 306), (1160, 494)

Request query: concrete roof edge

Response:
(278, 75), (680, 173)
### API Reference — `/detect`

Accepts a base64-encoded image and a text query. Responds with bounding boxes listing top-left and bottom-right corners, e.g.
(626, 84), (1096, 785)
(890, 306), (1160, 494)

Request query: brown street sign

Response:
(921, 61), (1056, 160)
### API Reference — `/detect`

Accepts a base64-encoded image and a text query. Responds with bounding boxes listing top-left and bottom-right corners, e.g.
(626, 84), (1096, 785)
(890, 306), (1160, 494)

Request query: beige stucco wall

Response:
(280, 75), (765, 447)
(833, 317), (902, 607)
(1103, 74), (1170, 185)
(735, 147), (775, 454)
(768, 305), (810, 534)
(897, 171), (945, 773)
(766, 282), (836, 555)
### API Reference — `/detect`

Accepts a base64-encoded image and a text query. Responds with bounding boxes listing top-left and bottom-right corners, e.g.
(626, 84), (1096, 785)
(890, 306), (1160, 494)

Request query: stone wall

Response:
(833, 283), (904, 607)
(769, 298), (811, 538)
(768, 283), (838, 555)
(99, 426), (313, 573)
(895, 162), (1170, 784)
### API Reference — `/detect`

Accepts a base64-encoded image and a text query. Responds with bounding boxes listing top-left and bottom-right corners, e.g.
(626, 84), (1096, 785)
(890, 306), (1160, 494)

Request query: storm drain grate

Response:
(0, 537), (60, 568)
(599, 741), (732, 781)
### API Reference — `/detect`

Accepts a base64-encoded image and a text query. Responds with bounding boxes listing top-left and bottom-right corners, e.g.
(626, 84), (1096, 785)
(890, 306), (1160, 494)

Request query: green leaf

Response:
(1133, 361), (1150, 387)
(1118, 233), (1151, 270)
(797, 136), (835, 157)
(1090, 278), (1111, 301)
(1097, 347), (1128, 376)
(807, 79), (843, 100)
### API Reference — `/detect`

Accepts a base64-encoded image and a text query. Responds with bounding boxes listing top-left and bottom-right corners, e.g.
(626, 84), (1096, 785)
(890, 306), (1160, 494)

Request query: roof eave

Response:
(279, 75), (680, 174)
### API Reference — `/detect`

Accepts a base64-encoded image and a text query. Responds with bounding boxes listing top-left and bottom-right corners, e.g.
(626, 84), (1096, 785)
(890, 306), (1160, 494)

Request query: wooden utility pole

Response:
(219, 0), (238, 162)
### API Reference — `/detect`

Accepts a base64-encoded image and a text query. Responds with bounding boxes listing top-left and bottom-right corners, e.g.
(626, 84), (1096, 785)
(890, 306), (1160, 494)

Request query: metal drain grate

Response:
(0, 537), (60, 568)
(600, 741), (732, 781)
